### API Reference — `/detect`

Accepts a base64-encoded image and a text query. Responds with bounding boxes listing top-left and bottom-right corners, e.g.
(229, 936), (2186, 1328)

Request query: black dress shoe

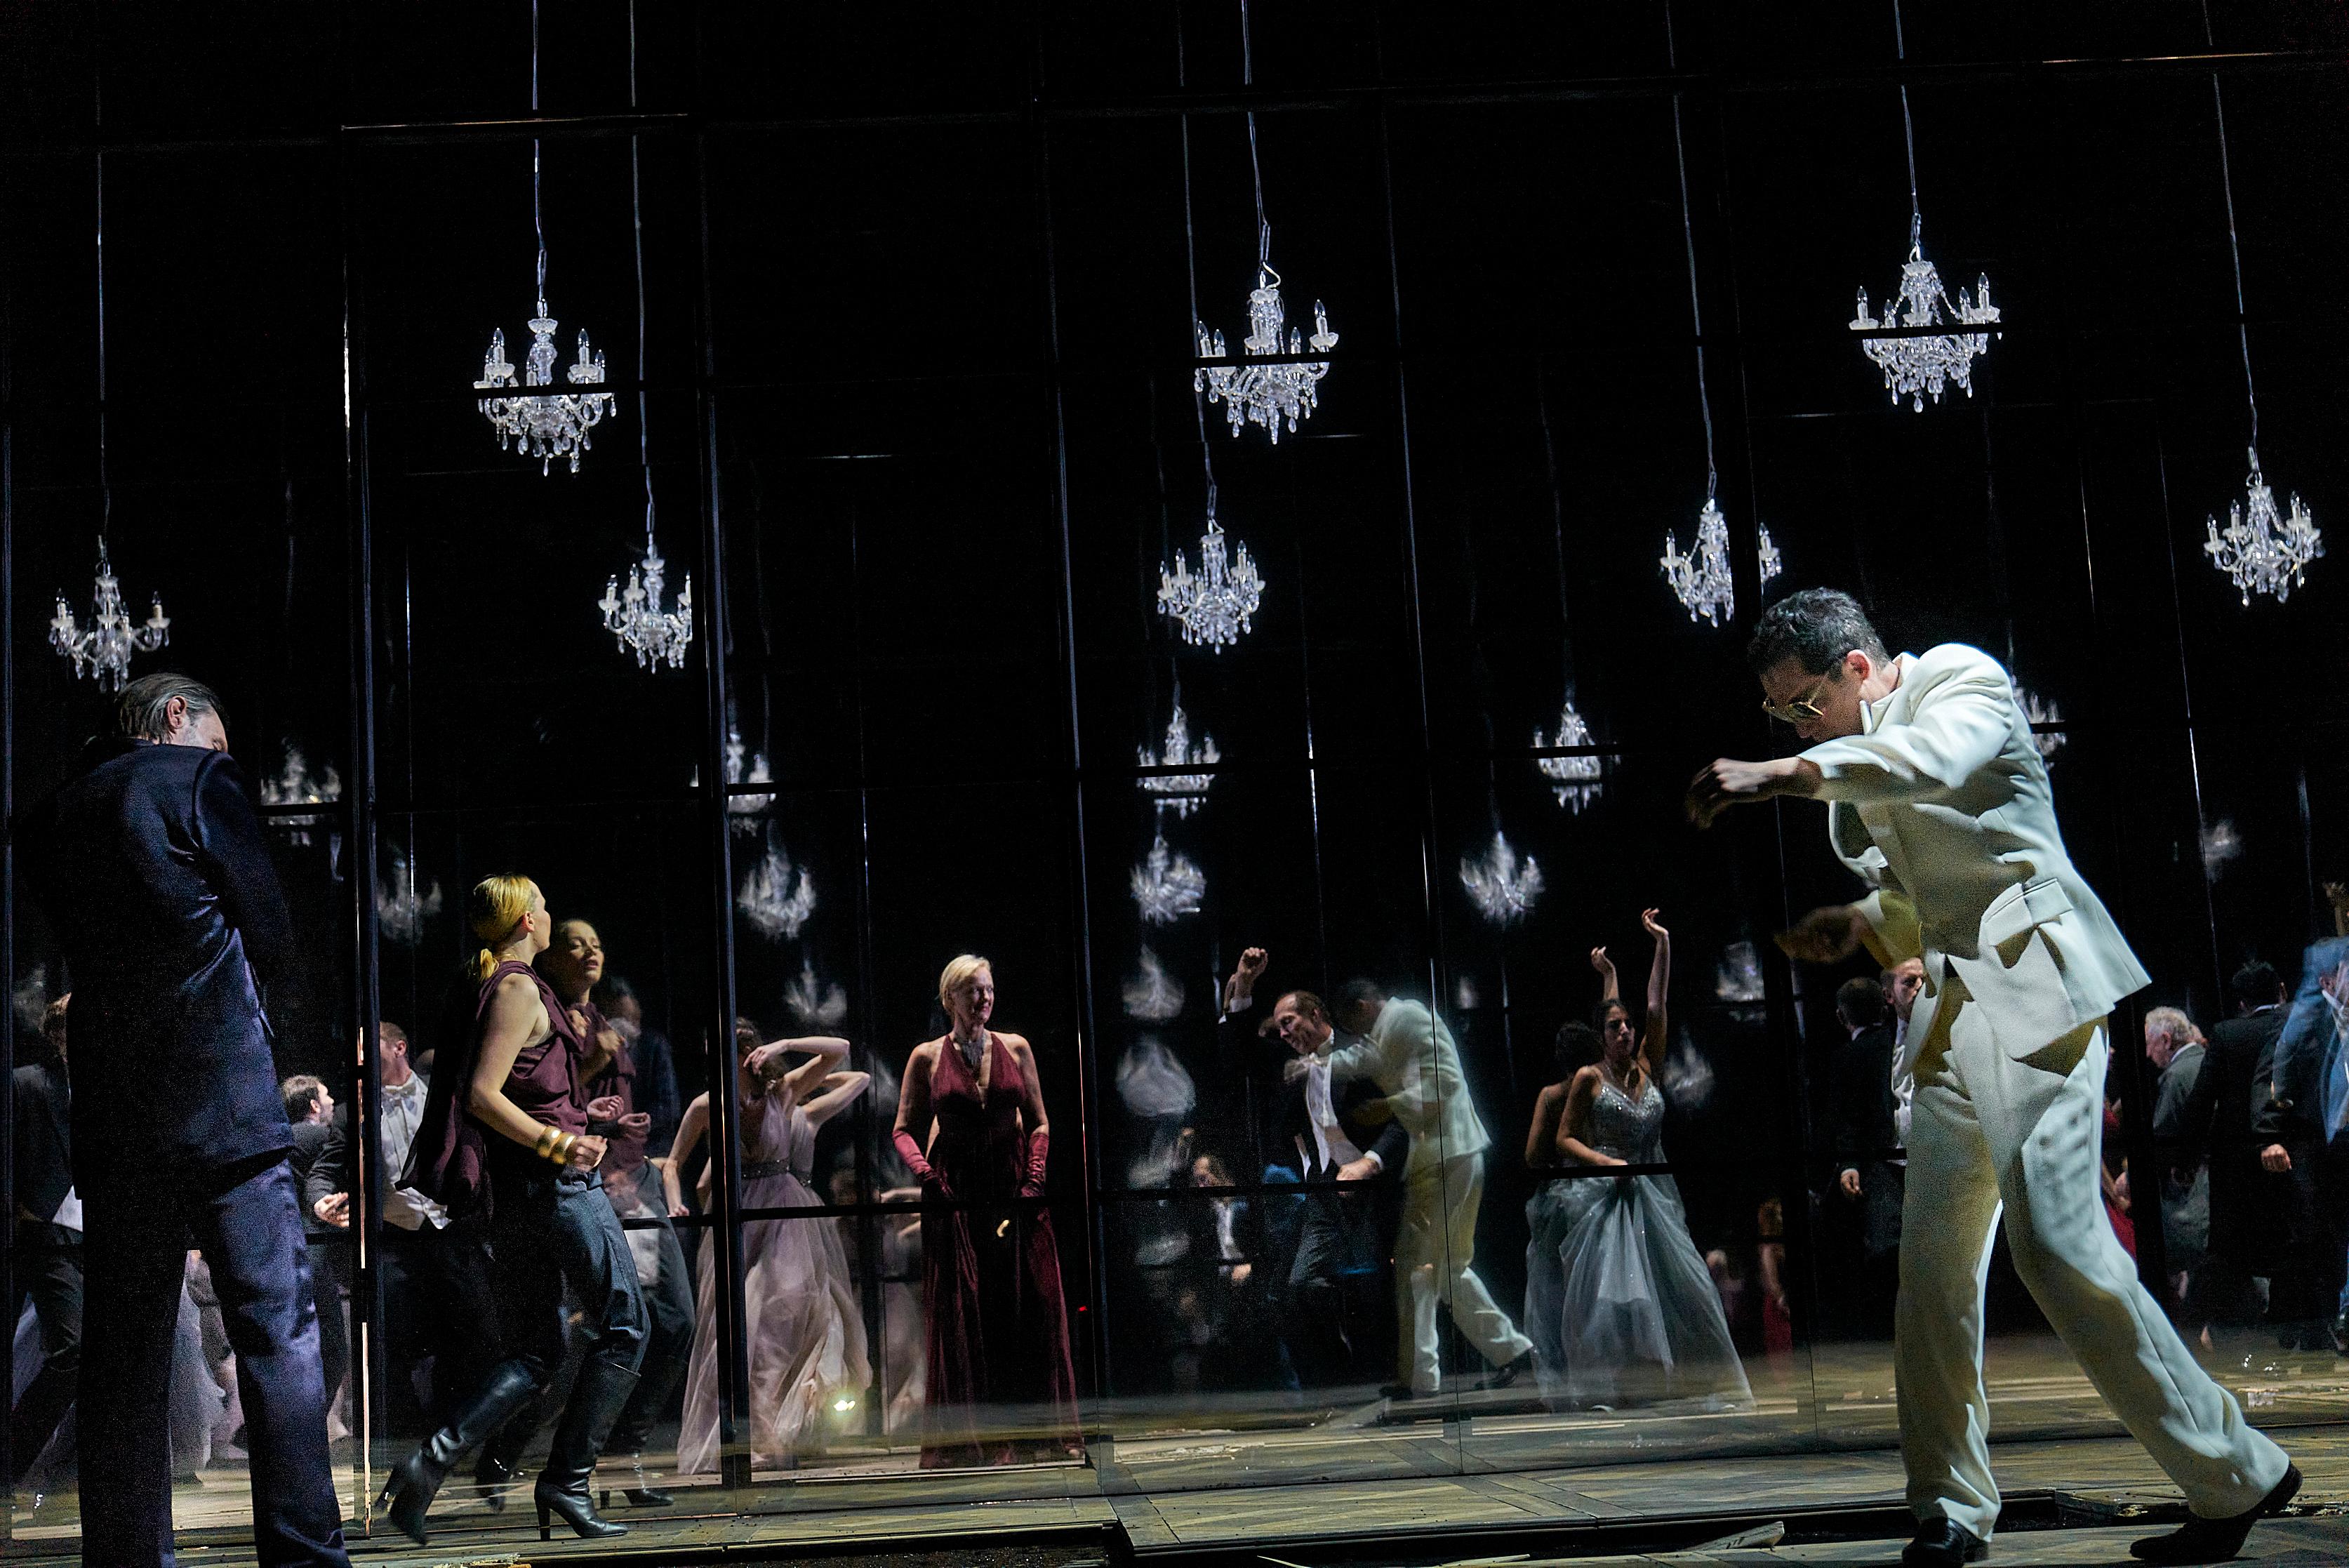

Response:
(1487, 1349), (1541, 1391)
(1903, 1517), (1988, 1567)
(2130, 1463), (2300, 1564)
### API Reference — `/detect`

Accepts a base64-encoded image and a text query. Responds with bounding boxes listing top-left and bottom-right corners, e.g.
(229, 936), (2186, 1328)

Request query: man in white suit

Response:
(1688, 590), (2295, 1568)
(1319, 979), (1536, 1399)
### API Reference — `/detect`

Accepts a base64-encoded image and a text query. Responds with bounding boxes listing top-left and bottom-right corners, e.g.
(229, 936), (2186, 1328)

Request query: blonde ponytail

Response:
(467, 875), (538, 981)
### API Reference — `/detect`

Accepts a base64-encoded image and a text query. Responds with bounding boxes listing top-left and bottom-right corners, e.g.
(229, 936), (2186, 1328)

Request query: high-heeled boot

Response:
(377, 1360), (540, 1546)
(472, 1390), (546, 1514)
(534, 1358), (640, 1541)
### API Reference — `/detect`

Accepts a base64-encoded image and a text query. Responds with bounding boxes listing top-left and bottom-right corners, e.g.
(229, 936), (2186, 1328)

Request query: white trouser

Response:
(1394, 1150), (1534, 1393)
(1898, 1002), (2289, 1541)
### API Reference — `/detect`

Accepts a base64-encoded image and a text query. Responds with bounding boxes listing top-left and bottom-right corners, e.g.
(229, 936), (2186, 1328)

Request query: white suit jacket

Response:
(1324, 997), (1489, 1178)
(1801, 644), (2150, 1075)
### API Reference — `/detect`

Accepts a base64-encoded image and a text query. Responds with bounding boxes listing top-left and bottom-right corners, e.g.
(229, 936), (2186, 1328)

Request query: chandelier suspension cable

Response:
(1240, 0), (1270, 269)
(2202, 44), (2257, 440)
(1663, 8), (1715, 499)
(95, 150), (109, 534)
(1892, 0), (1921, 221)
(629, 0), (654, 540)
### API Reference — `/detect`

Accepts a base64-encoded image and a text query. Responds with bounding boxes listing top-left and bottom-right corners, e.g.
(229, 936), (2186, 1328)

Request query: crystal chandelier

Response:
(1661, 498), (1738, 627)
(2204, 450), (2322, 606)
(725, 718), (773, 832)
(1122, 946), (1186, 1023)
(739, 832), (816, 943)
(600, 533), (693, 667)
(472, 6), (614, 474)
(375, 845), (444, 948)
(1131, 832), (1206, 926)
(1851, 214), (1998, 411)
(1533, 699), (1603, 813)
(1158, 490), (1264, 652)
(260, 746), (342, 847)
(785, 959), (848, 1029)
(1193, 0), (1334, 444)
(1460, 832), (1543, 926)
(51, 541), (169, 692)
(2018, 689), (2066, 762)
(1758, 523), (1784, 591)
(1138, 697), (1218, 818)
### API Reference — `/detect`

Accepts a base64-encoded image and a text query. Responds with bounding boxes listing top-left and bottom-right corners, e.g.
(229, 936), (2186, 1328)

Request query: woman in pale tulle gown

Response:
(670, 1021), (872, 1473)
(1551, 910), (1750, 1411)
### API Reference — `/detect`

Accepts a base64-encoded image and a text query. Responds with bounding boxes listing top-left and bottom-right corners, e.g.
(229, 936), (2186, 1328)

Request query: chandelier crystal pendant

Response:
(1158, 491), (1264, 652)
(1533, 700), (1603, 814)
(1851, 213), (1999, 412)
(600, 532), (693, 668)
(375, 846), (444, 948)
(739, 830), (816, 943)
(2204, 447), (2322, 605)
(1661, 497), (1738, 627)
(1131, 831), (1206, 926)
(1138, 696), (1219, 818)
(1460, 832), (1543, 926)
(51, 541), (169, 692)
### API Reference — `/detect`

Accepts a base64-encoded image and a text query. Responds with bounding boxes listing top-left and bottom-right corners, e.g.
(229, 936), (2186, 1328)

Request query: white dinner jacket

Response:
(1324, 996), (1490, 1177)
(1802, 643), (2150, 1075)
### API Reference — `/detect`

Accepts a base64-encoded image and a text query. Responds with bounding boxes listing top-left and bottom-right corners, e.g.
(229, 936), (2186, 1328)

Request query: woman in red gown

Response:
(891, 955), (1079, 1466)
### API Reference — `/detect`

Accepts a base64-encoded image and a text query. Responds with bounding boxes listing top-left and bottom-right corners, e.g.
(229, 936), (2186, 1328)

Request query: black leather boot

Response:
(534, 1359), (639, 1541)
(378, 1360), (540, 1546)
(472, 1390), (545, 1514)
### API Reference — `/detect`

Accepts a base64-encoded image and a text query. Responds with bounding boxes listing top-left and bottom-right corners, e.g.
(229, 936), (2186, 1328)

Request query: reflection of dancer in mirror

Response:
(1549, 912), (1750, 1412)
(670, 1021), (870, 1475)
(891, 956), (1080, 1466)
(382, 877), (646, 1546)
(1521, 1016), (1599, 1404)
(1690, 589), (2295, 1568)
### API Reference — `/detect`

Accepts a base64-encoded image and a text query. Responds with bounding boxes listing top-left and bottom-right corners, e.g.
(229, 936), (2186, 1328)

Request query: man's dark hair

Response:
(592, 974), (639, 1010)
(1336, 978), (1386, 1016)
(1553, 1020), (1602, 1079)
(2231, 959), (2284, 1011)
(1746, 589), (1890, 677)
(1837, 976), (1889, 1029)
(116, 672), (227, 743)
(280, 1073), (326, 1122)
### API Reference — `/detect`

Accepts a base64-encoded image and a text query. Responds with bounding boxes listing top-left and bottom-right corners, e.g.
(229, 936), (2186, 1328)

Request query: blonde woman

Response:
(382, 876), (645, 1546)
(669, 1018), (870, 1473)
(891, 955), (1079, 1466)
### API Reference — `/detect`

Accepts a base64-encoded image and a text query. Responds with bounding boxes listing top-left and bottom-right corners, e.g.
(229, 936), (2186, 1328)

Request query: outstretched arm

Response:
(747, 1034), (853, 1103)
(1640, 908), (1670, 1071)
(1590, 945), (1620, 1007)
(801, 1069), (872, 1129)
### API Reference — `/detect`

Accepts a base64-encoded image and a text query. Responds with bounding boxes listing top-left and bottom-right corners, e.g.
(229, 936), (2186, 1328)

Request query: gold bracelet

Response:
(533, 1125), (559, 1159)
(551, 1131), (577, 1166)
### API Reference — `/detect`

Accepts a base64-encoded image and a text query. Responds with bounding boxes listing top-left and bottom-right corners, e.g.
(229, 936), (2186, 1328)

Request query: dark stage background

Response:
(7, 0), (2349, 1539)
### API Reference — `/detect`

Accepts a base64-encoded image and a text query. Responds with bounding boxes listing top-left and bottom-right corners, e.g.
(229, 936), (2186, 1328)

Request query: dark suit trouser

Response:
(81, 1155), (349, 1568)
(376, 1219), (503, 1437)
(2270, 1133), (2349, 1331)
(8, 1224), (82, 1486)
(303, 1233), (348, 1428)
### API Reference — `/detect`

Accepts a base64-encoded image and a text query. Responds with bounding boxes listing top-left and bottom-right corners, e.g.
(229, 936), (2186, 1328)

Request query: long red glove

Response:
(894, 1128), (950, 1199)
(1020, 1127), (1050, 1199)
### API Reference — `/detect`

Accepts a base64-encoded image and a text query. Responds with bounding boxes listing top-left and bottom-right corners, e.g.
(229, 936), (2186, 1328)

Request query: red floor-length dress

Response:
(917, 1032), (1080, 1467)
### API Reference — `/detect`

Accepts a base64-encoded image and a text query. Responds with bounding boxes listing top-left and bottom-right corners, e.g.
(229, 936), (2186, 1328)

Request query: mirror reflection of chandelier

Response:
(1460, 832), (1543, 926)
(1131, 832), (1206, 926)
(376, 845), (444, 947)
(724, 718), (773, 832)
(260, 746), (342, 846)
(1138, 696), (1218, 818)
(1533, 699), (1603, 814)
(2204, 449), (2322, 605)
(601, 533), (692, 668)
(1851, 213), (1998, 411)
(1158, 490), (1264, 653)
(51, 541), (169, 693)
(738, 829), (816, 943)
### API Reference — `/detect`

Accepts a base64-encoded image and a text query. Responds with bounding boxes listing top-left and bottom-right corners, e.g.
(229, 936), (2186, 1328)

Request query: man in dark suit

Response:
(281, 1075), (350, 1436)
(1828, 976), (1903, 1341)
(11, 995), (81, 1501)
(2183, 961), (2292, 1341)
(19, 674), (348, 1568)
(2268, 902), (2349, 1353)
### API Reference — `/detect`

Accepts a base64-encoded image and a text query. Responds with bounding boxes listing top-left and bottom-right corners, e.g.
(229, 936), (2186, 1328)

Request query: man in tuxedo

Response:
(2181, 968), (2293, 1337)
(2268, 909), (2349, 1354)
(18, 673), (349, 1568)
(2144, 1007), (2211, 1317)
(11, 997), (81, 1503)
(2221, 960), (2333, 1350)
(281, 1076), (349, 1436)
(1828, 977), (1902, 1341)
(1320, 980), (1536, 1400)
(1689, 590), (2291, 1567)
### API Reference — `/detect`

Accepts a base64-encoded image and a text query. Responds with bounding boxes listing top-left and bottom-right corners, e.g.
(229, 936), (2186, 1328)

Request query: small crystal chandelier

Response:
(375, 845), (444, 948)
(1131, 832), (1206, 925)
(260, 745), (342, 847)
(1193, 0), (1334, 444)
(785, 959), (849, 1029)
(739, 830), (816, 943)
(51, 541), (168, 692)
(1158, 488), (1264, 652)
(1138, 696), (1218, 818)
(1661, 497), (1738, 627)
(1758, 523), (1784, 591)
(472, 4), (614, 474)
(2204, 448), (2322, 607)
(2018, 689), (2067, 762)
(600, 531), (692, 667)
(1460, 832), (1543, 926)
(725, 717), (773, 832)
(1122, 946), (1186, 1023)
(1851, 214), (1998, 411)
(1533, 699), (1603, 813)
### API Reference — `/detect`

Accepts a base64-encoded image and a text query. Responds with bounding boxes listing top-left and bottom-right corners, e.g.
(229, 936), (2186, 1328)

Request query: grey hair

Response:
(117, 672), (226, 743)
(2143, 1005), (2198, 1044)
(1745, 589), (1889, 677)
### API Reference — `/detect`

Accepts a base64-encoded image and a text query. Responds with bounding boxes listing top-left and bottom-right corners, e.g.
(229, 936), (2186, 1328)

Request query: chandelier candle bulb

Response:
(2204, 446), (2323, 605)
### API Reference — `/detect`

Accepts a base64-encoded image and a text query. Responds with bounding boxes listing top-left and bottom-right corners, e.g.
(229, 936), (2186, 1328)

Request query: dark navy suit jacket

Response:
(21, 737), (294, 1181)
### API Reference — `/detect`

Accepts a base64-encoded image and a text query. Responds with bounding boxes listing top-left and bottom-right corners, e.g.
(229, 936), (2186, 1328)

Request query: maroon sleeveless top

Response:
(486, 959), (590, 1136)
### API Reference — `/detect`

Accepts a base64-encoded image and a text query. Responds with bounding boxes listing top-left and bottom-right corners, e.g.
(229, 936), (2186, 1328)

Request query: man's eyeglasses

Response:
(1762, 670), (1837, 726)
